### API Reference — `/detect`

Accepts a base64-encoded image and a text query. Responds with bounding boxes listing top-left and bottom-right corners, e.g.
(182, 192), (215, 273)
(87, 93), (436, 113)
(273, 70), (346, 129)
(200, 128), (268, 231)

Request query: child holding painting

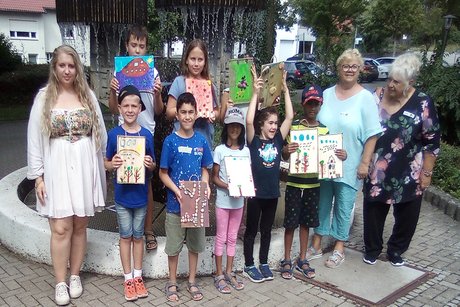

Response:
(108, 24), (163, 251)
(166, 38), (223, 150)
(243, 65), (294, 283)
(105, 85), (156, 301)
(280, 84), (347, 280)
(212, 107), (249, 293)
(159, 93), (213, 302)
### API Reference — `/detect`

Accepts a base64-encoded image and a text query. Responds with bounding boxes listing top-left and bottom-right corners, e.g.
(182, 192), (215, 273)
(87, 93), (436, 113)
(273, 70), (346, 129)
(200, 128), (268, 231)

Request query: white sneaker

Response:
(55, 282), (70, 306)
(69, 275), (83, 298)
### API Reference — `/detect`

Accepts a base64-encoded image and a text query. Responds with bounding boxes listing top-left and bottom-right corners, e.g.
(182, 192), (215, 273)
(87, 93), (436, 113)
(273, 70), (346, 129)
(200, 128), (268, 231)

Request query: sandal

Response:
(187, 281), (203, 301)
(144, 231), (158, 251)
(325, 250), (345, 269)
(306, 246), (323, 261)
(224, 272), (245, 290)
(214, 275), (231, 294)
(295, 258), (315, 279)
(279, 259), (293, 280)
(164, 281), (179, 302)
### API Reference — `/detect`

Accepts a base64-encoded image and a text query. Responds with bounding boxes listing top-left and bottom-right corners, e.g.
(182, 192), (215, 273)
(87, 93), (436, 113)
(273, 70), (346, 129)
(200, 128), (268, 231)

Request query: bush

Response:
(432, 142), (460, 199)
(0, 64), (49, 107)
(0, 33), (22, 73)
(417, 59), (460, 145)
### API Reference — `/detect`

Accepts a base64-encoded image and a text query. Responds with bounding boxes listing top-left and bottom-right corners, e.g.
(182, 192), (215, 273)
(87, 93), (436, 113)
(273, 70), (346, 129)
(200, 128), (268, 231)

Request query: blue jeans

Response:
(314, 181), (357, 241)
(115, 202), (147, 239)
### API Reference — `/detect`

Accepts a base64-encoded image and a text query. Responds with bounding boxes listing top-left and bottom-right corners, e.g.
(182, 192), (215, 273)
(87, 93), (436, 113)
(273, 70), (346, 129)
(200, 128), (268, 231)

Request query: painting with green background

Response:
(229, 58), (253, 104)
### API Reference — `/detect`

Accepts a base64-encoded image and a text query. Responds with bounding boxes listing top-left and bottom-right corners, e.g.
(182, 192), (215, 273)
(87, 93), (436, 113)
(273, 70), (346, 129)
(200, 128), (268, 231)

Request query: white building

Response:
(0, 0), (89, 65)
(274, 24), (316, 62)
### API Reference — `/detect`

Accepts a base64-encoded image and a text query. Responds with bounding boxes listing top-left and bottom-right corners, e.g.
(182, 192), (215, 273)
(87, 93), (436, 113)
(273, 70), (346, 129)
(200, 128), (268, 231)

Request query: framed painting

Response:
(318, 134), (343, 179)
(185, 78), (213, 118)
(179, 180), (209, 228)
(116, 135), (146, 184)
(114, 55), (155, 91)
(289, 128), (318, 174)
(260, 62), (284, 109)
(229, 58), (253, 104)
(224, 156), (255, 197)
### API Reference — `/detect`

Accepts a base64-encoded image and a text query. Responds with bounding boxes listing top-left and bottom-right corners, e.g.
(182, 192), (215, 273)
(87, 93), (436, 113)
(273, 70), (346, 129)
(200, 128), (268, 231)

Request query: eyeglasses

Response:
(341, 64), (360, 72)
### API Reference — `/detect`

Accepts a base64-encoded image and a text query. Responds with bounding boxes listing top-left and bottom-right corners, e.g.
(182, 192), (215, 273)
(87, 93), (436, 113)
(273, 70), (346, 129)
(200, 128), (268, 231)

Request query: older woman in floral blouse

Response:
(362, 53), (440, 266)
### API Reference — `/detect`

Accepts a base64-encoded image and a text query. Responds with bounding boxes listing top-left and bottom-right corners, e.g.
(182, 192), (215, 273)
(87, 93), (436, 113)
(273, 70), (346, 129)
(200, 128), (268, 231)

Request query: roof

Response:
(0, 0), (56, 13)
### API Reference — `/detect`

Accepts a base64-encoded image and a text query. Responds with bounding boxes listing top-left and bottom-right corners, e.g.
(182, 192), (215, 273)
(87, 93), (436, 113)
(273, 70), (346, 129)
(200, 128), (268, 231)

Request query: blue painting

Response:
(115, 55), (155, 91)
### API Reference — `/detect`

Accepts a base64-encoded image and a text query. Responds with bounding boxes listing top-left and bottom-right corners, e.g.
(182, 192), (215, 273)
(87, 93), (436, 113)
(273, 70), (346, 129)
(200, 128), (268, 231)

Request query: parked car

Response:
(286, 53), (316, 62)
(375, 56), (396, 70)
(284, 60), (324, 89)
(359, 59), (379, 82)
(364, 57), (389, 80)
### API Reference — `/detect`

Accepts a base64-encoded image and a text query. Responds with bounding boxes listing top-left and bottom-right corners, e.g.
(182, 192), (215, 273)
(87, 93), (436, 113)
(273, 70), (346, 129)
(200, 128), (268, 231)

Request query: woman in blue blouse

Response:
(362, 53), (440, 266)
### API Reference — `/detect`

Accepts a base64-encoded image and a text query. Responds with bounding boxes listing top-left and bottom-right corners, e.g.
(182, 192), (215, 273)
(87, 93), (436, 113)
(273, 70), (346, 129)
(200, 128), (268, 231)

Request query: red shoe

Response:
(124, 279), (138, 301)
(134, 276), (148, 298)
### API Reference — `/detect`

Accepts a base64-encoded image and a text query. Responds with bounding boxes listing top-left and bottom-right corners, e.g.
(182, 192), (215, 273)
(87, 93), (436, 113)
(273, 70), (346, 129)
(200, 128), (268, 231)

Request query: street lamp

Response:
(440, 14), (457, 60)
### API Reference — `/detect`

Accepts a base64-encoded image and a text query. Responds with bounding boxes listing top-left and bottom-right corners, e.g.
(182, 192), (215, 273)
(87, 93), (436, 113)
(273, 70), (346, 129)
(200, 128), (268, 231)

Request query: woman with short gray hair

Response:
(362, 53), (441, 266)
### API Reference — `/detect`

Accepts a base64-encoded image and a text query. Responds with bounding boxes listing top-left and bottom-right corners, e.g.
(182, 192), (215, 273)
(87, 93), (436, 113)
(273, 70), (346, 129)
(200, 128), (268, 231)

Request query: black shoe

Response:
(362, 254), (377, 265)
(387, 252), (404, 266)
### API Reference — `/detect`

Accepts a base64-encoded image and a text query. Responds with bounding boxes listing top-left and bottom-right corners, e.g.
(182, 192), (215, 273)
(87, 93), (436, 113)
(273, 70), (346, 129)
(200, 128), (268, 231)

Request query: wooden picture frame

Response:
(179, 180), (209, 228)
(260, 62), (284, 109)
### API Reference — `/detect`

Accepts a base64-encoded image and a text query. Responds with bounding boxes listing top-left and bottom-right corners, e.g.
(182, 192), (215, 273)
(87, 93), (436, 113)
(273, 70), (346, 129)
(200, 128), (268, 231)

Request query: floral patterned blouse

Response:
(50, 108), (92, 142)
(363, 89), (440, 204)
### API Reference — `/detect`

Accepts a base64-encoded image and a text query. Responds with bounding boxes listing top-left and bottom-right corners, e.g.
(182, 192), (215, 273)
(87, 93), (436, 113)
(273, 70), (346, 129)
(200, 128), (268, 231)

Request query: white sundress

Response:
(37, 108), (104, 218)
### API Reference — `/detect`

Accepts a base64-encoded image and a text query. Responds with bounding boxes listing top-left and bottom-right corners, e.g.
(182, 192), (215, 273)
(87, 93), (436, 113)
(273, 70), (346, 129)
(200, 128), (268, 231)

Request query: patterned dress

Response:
(363, 89), (440, 205)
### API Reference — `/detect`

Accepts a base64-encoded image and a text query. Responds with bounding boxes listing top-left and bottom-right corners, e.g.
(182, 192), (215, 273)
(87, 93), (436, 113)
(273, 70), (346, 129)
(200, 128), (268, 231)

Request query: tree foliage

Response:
(290, 0), (365, 69)
(362, 0), (424, 55)
(0, 33), (22, 74)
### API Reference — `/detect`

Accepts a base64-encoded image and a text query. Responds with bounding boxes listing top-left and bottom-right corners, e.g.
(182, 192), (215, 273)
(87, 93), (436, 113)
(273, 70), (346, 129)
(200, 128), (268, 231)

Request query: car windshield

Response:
(295, 62), (310, 71)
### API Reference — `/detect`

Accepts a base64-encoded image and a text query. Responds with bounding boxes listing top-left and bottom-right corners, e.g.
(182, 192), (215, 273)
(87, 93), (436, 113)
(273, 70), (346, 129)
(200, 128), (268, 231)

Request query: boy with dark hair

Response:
(108, 24), (163, 251)
(279, 84), (347, 279)
(159, 92), (213, 302)
(105, 85), (156, 301)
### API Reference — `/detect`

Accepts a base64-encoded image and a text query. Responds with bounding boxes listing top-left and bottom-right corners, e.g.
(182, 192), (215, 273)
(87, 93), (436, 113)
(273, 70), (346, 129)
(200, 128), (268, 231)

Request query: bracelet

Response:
(421, 169), (433, 177)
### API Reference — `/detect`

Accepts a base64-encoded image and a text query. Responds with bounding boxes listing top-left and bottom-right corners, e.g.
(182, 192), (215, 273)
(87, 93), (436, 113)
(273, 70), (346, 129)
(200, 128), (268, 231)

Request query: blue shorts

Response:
(115, 202), (147, 239)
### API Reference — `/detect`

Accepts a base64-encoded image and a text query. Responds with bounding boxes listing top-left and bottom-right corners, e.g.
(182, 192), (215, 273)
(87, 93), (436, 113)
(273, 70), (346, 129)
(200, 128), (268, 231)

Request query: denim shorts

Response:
(164, 213), (205, 256)
(115, 202), (147, 239)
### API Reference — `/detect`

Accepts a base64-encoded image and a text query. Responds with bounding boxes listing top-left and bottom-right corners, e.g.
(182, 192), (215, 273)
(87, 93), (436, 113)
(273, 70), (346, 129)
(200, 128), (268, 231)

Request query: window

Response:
(63, 28), (74, 39)
(28, 54), (37, 64)
(10, 31), (37, 39)
(46, 52), (53, 63)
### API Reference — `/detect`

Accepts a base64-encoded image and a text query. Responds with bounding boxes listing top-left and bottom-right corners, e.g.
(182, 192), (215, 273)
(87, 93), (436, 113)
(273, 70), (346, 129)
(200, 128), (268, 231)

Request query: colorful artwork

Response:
(289, 128), (318, 174)
(229, 58), (253, 104)
(318, 134), (343, 179)
(185, 78), (213, 118)
(179, 181), (209, 228)
(224, 156), (256, 197)
(114, 55), (155, 91)
(116, 136), (146, 184)
(260, 62), (284, 109)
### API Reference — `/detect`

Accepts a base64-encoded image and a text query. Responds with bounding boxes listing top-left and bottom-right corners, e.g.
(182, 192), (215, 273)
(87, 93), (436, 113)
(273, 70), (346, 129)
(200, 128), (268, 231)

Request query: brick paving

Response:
(0, 198), (459, 306)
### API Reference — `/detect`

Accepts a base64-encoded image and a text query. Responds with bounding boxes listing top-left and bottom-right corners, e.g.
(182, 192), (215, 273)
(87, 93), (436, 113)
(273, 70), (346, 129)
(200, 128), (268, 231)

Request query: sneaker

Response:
(388, 252), (405, 266)
(69, 275), (83, 299)
(55, 282), (70, 306)
(306, 246), (323, 261)
(259, 264), (274, 281)
(133, 276), (148, 298)
(362, 255), (377, 265)
(243, 265), (264, 283)
(124, 279), (138, 301)
(325, 250), (345, 269)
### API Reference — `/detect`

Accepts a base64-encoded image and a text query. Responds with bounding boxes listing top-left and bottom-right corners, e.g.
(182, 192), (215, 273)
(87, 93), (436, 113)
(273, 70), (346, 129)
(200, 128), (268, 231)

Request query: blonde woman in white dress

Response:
(27, 45), (107, 305)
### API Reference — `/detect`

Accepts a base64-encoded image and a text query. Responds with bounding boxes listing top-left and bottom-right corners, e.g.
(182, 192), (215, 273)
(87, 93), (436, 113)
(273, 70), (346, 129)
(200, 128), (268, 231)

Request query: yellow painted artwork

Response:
(116, 135), (146, 184)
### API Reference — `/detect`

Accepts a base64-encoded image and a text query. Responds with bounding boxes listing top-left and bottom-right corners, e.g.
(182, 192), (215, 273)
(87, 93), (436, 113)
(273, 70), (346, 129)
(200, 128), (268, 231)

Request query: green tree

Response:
(362, 0), (424, 56)
(290, 0), (365, 70)
(0, 33), (21, 74)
